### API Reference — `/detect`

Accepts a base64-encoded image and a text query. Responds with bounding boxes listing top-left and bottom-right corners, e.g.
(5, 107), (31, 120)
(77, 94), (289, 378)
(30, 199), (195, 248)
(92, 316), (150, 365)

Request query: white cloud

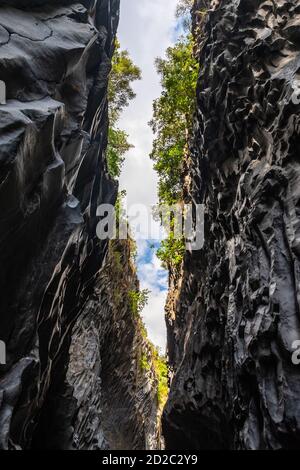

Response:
(142, 290), (168, 353)
(118, 0), (177, 209)
(136, 241), (168, 352)
(118, 0), (178, 350)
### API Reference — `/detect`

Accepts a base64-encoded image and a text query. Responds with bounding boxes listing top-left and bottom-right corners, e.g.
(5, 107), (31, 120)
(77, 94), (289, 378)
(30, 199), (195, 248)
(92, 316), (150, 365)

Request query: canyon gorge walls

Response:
(1, 0), (300, 452)
(163, 0), (300, 450)
(0, 0), (158, 450)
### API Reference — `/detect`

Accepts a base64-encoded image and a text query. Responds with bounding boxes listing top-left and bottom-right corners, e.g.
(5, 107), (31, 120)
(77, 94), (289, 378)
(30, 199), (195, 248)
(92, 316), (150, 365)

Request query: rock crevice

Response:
(0, 0), (159, 450)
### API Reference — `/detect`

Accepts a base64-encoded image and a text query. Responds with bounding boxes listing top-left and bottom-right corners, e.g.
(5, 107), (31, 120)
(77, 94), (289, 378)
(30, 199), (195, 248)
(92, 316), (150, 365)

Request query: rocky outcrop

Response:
(0, 0), (158, 450)
(65, 239), (159, 450)
(164, 0), (300, 450)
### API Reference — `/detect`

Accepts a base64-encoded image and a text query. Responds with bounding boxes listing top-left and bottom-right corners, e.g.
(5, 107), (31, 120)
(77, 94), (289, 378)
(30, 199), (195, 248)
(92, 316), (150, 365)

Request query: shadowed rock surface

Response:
(0, 0), (158, 450)
(66, 239), (160, 450)
(163, 0), (300, 450)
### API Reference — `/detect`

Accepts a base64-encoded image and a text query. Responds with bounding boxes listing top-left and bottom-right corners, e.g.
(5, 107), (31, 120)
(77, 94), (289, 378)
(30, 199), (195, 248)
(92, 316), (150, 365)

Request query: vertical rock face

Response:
(0, 0), (158, 450)
(66, 239), (160, 451)
(164, 0), (300, 450)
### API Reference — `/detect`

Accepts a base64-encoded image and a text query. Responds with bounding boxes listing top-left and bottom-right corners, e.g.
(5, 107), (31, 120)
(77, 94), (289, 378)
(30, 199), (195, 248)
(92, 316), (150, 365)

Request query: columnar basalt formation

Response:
(164, 0), (300, 450)
(0, 0), (158, 450)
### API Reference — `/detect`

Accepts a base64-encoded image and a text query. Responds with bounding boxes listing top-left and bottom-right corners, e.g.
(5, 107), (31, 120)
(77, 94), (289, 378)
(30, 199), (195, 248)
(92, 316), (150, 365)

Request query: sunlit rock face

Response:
(163, 0), (300, 450)
(0, 0), (158, 450)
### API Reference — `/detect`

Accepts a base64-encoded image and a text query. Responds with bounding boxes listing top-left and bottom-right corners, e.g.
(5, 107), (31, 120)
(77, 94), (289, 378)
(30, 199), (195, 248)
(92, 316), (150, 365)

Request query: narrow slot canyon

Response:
(0, 0), (300, 453)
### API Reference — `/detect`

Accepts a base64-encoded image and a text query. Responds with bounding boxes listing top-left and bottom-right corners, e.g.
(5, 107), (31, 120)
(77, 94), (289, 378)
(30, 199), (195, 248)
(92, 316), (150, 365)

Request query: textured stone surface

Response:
(164, 0), (300, 450)
(66, 240), (159, 450)
(33, 239), (159, 450)
(0, 0), (158, 450)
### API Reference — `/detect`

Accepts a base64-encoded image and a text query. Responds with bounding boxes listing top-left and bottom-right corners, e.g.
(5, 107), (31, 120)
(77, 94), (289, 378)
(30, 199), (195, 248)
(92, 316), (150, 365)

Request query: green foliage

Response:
(140, 352), (151, 372)
(150, 35), (198, 205)
(140, 343), (169, 410)
(107, 39), (141, 178)
(115, 190), (127, 227)
(139, 320), (148, 340)
(108, 39), (141, 124)
(153, 350), (169, 410)
(157, 234), (185, 270)
(128, 289), (150, 316)
(150, 19), (198, 270)
(107, 127), (132, 178)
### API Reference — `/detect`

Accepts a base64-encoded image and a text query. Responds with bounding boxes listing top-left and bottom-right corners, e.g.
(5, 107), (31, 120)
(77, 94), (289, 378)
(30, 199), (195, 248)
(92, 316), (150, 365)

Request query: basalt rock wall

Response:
(163, 0), (300, 450)
(0, 0), (158, 450)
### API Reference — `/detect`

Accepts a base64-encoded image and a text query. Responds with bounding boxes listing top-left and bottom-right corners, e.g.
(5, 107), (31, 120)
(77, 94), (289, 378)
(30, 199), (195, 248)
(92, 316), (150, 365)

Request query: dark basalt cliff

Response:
(164, 0), (300, 450)
(0, 0), (158, 450)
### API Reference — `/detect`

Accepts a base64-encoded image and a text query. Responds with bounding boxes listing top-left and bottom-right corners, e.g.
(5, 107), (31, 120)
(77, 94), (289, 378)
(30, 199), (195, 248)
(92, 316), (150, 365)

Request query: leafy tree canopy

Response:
(109, 39), (141, 124)
(150, 35), (198, 206)
(107, 127), (132, 178)
(107, 39), (141, 178)
(150, 4), (199, 269)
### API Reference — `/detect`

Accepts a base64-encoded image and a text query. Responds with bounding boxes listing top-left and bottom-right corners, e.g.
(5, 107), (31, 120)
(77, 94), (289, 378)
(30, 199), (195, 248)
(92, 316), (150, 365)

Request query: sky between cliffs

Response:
(118, 0), (179, 351)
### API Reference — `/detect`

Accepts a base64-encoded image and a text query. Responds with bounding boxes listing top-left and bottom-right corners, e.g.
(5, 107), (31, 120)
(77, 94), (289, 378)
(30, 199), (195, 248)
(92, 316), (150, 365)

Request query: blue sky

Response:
(137, 241), (168, 294)
(118, 0), (178, 350)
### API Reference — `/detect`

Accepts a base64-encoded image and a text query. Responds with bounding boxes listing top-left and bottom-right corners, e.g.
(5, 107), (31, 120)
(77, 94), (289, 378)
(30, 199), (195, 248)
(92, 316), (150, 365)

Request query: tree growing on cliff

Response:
(150, 35), (197, 204)
(128, 289), (150, 316)
(150, 34), (198, 268)
(107, 40), (141, 178)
